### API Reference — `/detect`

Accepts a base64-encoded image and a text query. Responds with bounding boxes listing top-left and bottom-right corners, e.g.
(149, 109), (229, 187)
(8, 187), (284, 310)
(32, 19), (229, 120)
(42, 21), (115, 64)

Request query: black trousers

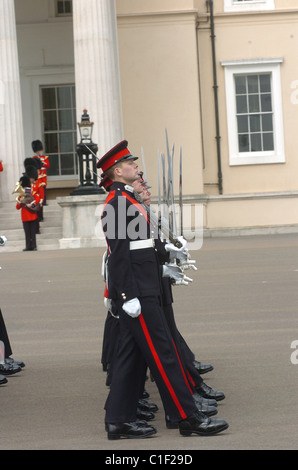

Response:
(23, 220), (37, 250)
(105, 296), (197, 424)
(0, 309), (13, 358)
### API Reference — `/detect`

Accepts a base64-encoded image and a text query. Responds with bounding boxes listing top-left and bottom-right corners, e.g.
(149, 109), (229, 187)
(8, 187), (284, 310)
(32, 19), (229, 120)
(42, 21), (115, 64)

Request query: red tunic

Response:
(32, 180), (45, 203)
(16, 192), (40, 222)
(33, 155), (50, 186)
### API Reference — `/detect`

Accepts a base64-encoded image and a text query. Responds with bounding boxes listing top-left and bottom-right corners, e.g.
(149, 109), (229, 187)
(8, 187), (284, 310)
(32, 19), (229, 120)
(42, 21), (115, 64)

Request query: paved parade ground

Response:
(1, 233), (298, 451)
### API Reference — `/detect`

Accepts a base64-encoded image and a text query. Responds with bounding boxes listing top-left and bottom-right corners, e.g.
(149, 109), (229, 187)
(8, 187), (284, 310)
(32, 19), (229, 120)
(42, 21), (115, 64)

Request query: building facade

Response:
(1, 0), (298, 237)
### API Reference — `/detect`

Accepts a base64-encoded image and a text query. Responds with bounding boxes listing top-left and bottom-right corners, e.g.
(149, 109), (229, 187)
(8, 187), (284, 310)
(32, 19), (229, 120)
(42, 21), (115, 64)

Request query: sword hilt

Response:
(169, 234), (183, 249)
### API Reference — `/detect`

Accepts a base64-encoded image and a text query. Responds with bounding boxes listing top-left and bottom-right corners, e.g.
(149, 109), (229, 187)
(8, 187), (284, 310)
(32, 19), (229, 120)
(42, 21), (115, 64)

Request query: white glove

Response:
(173, 275), (193, 286)
(103, 297), (112, 310)
(169, 248), (189, 263)
(162, 264), (185, 282)
(179, 258), (198, 271)
(165, 236), (187, 254)
(122, 298), (141, 318)
(163, 263), (193, 285)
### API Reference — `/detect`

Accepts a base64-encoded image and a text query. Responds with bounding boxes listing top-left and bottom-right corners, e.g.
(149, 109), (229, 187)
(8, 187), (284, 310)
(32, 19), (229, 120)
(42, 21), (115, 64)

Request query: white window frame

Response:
(224, 0), (275, 13)
(40, 83), (78, 180)
(23, 66), (76, 181)
(221, 58), (285, 166)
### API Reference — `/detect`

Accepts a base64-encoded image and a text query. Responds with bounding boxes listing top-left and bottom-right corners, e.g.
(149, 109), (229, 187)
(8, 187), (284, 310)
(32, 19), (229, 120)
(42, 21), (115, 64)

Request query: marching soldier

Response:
(131, 177), (225, 419)
(99, 174), (160, 421)
(100, 172), (224, 414)
(97, 140), (228, 439)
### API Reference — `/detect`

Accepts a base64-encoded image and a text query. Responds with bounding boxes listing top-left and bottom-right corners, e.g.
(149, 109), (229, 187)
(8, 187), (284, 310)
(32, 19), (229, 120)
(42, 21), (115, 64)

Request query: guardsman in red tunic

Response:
(24, 158), (45, 231)
(16, 166), (40, 251)
(97, 140), (228, 440)
(32, 140), (50, 207)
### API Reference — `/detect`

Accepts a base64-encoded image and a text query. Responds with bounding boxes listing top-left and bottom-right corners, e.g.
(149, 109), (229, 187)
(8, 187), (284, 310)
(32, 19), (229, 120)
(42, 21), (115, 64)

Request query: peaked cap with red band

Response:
(96, 140), (138, 172)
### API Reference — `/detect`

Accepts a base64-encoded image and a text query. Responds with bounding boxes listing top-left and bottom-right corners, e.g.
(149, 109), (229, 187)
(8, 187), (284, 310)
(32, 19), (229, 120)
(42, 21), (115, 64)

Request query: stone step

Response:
(0, 200), (62, 229)
(2, 226), (62, 240)
(1, 216), (62, 230)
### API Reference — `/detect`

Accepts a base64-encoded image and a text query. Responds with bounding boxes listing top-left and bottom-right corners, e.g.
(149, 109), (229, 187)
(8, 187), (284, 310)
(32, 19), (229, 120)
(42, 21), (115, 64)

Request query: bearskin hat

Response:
(19, 175), (31, 188)
(31, 140), (43, 153)
(24, 165), (38, 180)
(24, 157), (42, 170)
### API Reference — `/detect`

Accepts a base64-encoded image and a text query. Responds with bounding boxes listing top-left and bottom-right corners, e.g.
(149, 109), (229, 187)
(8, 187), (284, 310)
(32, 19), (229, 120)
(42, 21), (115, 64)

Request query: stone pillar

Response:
(0, 0), (25, 202)
(57, 194), (107, 249)
(72, 0), (123, 160)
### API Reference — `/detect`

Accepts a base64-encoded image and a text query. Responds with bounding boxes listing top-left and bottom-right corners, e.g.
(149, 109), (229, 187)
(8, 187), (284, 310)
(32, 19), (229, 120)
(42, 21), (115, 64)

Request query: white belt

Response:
(129, 239), (155, 250)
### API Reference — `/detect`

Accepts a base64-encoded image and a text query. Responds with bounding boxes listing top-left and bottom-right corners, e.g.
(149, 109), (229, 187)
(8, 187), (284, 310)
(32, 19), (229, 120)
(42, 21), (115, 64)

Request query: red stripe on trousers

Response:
(138, 313), (187, 420)
(172, 339), (194, 395)
(187, 370), (196, 388)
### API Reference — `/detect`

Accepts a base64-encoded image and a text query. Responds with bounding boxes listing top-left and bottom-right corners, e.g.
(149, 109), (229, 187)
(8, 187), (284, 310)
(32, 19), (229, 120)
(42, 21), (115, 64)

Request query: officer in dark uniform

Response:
(97, 140), (229, 439)
(99, 175), (217, 419)
(99, 175), (160, 421)
(132, 176), (226, 426)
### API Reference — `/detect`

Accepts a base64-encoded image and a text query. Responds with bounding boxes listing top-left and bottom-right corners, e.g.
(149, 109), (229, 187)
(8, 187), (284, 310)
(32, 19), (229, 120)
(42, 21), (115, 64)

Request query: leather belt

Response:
(129, 239), (155, 250)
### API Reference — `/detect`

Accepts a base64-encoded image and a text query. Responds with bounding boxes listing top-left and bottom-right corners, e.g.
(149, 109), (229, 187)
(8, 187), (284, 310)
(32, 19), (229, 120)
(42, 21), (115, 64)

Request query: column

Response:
(0, 0), (25, 202)
(73, 0), (123, 158)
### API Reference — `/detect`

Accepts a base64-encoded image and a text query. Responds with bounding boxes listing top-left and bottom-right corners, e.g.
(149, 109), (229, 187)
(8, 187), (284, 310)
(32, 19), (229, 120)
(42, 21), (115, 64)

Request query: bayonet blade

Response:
(161, 152), (168, 231)
(179, 146), (183, 236)
(157, 150), (162, 233)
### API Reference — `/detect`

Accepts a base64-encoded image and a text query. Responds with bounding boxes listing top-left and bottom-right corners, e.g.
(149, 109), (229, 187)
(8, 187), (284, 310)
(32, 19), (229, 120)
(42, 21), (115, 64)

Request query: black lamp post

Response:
(71, 109), (104, 195)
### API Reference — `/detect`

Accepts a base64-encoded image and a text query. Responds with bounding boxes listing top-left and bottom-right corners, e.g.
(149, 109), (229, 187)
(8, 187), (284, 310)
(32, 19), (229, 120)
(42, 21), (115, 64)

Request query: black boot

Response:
(138, 398), (159, 413)
(136, 408), (155, 421)
(106, 421), (157, 440)
(193, 360), (214, 375)
(179, 411), (229, 436)
(195, 382), (225, 401)
(0, 362), (21, 375)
